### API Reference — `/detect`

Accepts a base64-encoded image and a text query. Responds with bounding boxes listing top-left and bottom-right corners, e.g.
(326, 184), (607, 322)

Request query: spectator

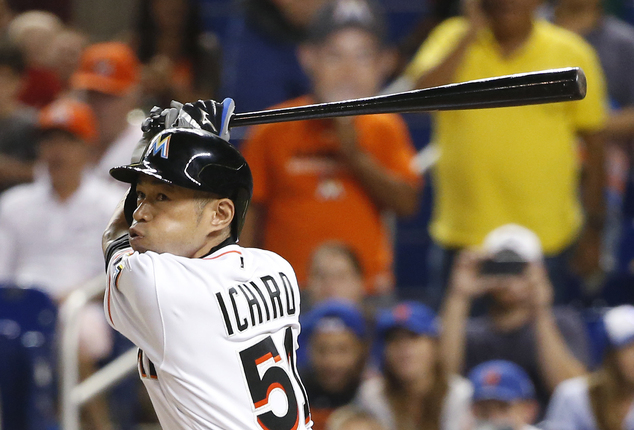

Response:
(327, 405), (386, 430)
(0, 41), (38, 192)
(219, 0), (324, 115)
(0, 98), (121, 430)
(7, 10), (63, 109)
(397, 0), (608, 307)
(71, 41), (143, 191)
(441, 224), (590, 415)
(0, 0), (13, 34)
(241, 0), (421, 297)
(306, 242), (365, 310)
(48, 28), (88, 92)
(543, 304), (634, 430)
(300, 300), (369, 430)
(134, 0), (221, 109)
(356, 301), (472, 430)
(553, 0), (634, 277)
(468, 360), (540, 430)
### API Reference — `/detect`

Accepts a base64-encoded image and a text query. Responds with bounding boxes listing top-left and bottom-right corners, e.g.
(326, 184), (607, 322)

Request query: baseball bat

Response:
(228, 67), (586, 128)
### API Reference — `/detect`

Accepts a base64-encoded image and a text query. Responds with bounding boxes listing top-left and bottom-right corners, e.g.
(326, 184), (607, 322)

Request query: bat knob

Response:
(574, 68), (587, 100)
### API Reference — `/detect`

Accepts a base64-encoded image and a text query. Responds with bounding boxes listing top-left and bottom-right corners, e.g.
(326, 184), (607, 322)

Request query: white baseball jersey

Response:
(104, 241), (313, 430)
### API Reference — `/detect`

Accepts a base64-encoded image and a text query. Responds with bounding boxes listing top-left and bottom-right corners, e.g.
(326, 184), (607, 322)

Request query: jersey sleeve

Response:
(241, 125), (272, 205)
(105, 246), (165, 366)
(403, 17), (470, 83)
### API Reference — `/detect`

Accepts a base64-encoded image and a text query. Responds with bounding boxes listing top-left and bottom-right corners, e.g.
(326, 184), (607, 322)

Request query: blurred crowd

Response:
(0, 0), (634, 429)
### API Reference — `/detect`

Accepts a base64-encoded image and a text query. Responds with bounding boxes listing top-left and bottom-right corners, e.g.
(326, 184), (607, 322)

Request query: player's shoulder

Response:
(239, 246), (296, 273)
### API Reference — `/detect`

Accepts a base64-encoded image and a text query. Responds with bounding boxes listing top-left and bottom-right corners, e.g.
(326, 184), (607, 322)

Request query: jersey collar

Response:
(201, 236), (236, 258)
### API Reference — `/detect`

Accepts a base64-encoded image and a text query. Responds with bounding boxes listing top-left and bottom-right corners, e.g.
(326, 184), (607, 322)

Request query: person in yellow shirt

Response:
(401, 0), (608, 307)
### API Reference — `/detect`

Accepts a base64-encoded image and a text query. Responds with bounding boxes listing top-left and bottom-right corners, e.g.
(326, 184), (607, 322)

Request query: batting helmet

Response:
(110, 127), (253, 240)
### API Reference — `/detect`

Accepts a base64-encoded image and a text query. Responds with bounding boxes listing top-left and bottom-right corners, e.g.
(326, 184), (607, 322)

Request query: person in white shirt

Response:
(467, 360), (540, 430)
(0, 97), (121, 430)
(543, 305), (634, 430)
(102, 99), (312, 429)
(355, 301), (472, 430)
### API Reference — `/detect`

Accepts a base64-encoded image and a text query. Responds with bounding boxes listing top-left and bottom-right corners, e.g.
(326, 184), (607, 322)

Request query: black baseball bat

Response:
(228, 67), (586, 128)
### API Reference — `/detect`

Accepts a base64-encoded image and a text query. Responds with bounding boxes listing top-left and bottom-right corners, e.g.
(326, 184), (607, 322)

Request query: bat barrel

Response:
(229, 67), (586, 129)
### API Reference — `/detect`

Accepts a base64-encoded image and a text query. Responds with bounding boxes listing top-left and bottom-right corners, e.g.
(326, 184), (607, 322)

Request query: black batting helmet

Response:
(110, 128), (253, 240)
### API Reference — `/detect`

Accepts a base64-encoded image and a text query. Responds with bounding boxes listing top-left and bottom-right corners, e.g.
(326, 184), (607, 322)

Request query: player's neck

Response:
(194, 234), (235, 258)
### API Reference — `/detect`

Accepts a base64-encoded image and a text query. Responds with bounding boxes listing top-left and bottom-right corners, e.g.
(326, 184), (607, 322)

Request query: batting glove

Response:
(176, 98), (235, 142)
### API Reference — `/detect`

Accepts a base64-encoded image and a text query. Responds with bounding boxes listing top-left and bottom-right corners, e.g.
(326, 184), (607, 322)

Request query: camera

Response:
(479, 249), (527, 276)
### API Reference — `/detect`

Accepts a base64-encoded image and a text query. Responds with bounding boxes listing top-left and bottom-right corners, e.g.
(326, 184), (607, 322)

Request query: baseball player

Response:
(102, 99), (312, 429)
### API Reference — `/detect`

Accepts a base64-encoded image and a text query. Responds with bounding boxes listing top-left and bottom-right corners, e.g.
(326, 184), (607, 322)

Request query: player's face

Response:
(130, 176), (223, 257)
(384, 329), (436, 384)
(309, 329), (365, 393)
(302, 28), (391, 103)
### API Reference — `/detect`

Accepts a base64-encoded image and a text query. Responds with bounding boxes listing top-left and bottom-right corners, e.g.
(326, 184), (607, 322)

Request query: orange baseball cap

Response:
(71, 42), (140, 96)
(39, 98), (98, 144)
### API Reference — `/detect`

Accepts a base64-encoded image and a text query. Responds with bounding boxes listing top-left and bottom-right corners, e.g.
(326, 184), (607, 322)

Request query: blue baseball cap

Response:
(301, 300), (367, 340)
(469, 360), (535, 402)
(376, 301), (439, 340)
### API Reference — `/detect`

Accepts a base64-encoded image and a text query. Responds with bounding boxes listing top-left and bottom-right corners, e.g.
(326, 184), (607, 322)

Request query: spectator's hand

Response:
(526, 261), (554, 312)
(333, 117), (360, 161)
(448, 250), (493, 300)
(572, 226), (602, 279)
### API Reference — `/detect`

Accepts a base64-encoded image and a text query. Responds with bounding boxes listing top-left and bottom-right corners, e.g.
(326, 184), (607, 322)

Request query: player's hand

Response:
(448, 250), (494, 300)
(134, 102), (182, 162)
(176, 98), (235, 142)
(141, 102), (182, 137)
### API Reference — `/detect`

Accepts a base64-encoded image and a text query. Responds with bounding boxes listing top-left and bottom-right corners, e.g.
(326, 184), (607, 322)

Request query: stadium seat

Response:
(0, 285), (58, 430)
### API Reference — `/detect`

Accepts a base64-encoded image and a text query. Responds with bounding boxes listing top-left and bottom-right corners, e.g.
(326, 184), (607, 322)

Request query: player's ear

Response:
(209, 198), (234, 232)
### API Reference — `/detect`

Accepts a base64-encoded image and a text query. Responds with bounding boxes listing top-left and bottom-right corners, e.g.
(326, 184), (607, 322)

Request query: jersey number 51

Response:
(240, 327), (310, 430)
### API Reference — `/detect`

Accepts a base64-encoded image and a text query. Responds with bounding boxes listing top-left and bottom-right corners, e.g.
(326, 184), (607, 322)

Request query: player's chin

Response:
(130, 236), (149, 253)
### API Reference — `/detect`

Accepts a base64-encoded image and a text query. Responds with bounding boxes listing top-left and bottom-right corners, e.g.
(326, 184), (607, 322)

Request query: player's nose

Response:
(133, 200), (153, 222)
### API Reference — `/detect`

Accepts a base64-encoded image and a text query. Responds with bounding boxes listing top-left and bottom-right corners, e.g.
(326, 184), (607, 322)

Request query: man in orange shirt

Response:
(240, 0), (421, 296)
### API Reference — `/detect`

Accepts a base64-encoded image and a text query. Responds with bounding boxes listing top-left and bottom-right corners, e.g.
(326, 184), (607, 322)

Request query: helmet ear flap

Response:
(231, 188), (251, 240)
(124, 183), (138, 226)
